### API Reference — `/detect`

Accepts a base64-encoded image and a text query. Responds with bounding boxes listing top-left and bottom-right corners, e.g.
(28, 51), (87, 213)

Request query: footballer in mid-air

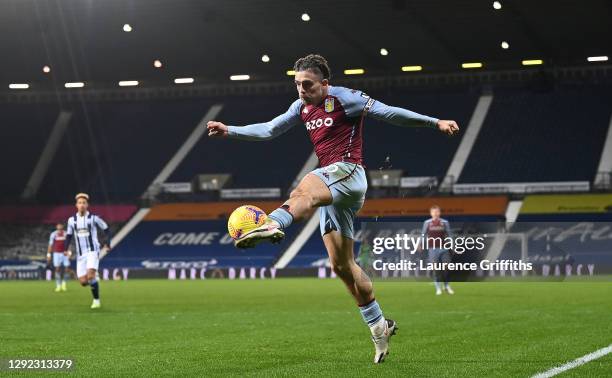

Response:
(211, 54), (459, 363)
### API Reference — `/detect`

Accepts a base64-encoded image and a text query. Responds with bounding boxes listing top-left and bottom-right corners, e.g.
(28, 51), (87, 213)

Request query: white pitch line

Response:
(531, 344), (612, 378)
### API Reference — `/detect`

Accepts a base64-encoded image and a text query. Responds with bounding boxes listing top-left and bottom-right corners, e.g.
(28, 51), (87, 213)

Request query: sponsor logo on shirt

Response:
(77, 229), (90, 237)
(305, 117), (334, 130)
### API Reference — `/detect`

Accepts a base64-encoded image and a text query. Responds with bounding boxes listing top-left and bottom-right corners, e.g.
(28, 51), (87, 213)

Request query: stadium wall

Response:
(0, 204), (137, 223)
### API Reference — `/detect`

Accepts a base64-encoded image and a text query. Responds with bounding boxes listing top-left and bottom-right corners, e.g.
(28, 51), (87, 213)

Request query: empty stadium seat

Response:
(37, 99), (215, 203)
(168, 94), (313, 191)
(460, 87), (612, 183)
(363, 88), (479, 178)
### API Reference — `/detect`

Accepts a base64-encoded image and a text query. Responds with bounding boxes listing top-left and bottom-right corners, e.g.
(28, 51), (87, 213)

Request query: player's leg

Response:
(54, 266), (62, 292)
(52, 254), (62, 292)
(77, 255), (89, 286)
(61, 257), (69, 291)
(268, 162), (374, 231)
(318, 162), (397, 363)
(87, 268), (100, 307)
(87, 252), (101, 308)
(272, 173), (333, 223)
(429, 249), (443, 295)
(322, 224), (397, 364)
(440, 250), (454, 294)
(323, 230), (372, 304)
(235, 172), (332, 248)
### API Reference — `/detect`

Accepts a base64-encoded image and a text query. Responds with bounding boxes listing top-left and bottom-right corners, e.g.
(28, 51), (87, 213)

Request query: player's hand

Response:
(437, 120), (459, 136)
(207, 121), (228, 138)
(103, 244), (111, 252)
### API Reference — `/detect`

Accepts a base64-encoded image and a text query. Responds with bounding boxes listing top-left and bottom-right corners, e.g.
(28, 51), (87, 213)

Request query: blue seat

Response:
(460, 88), (612, 183)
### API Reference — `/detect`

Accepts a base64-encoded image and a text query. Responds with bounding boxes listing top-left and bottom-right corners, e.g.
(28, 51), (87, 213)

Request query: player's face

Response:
(56, 223), (63, 231)
(294, 70), (328, 105)
(430, 208), (440, 219)
(76, 198), (89, 213)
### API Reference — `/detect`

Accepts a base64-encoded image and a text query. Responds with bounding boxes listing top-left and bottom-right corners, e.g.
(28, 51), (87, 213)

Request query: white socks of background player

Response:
(434, 281), (442, 291)
(359, 299), (386, 337)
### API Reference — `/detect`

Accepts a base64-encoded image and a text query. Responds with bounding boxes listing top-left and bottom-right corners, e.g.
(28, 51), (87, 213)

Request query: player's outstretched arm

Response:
(368, 100), (459, 136)
(207, 100), (302, 141)
(206, 121), (230, 137)
(207, 118), (296, 141)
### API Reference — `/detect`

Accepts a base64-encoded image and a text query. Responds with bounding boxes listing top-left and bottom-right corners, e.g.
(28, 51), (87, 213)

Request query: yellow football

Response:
(227, 205), (267, 240)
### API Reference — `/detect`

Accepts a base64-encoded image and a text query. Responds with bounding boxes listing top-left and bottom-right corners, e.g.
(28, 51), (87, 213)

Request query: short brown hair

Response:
(430, 204), (441, 210)
(294, 54), (331, 80)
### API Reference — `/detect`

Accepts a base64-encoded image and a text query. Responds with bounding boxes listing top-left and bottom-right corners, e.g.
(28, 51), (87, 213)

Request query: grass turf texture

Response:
(1, 279), (611, 377)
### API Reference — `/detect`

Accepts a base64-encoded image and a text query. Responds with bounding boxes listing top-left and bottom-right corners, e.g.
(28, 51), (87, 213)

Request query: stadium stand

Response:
(7, 85), (611, 205)
(0, 103), (61, 202)
(168, 94), (313, 191)
(2, 84), (612, 273)
(0, 204), (135, 260)
(1, 88), (479, 205)
(0, 223), (50, 260)
(0, 222), (123, 261)
(362, 88), (479, 178)
(165, 88), (479, 193)
(459, 86), (612, 183)
(34, 99), (215, 203)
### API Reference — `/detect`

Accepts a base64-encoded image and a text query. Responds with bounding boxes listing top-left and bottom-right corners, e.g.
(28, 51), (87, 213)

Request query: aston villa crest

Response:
(324, 97), (334, 113)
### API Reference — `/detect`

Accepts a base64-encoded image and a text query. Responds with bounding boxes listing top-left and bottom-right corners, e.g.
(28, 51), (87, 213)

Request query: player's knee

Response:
(289, 187), (303, 200)
(290, 188), (316, 208)
(330, 261), (351, 277)
(79, 279), (88, 286)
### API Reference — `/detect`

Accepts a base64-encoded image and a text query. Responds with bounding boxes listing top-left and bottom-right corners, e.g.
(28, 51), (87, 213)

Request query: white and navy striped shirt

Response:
(66, 212), (110, 255)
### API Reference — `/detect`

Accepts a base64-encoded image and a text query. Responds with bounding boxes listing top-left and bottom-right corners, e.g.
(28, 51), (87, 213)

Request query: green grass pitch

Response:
(1, 279), (611, 376)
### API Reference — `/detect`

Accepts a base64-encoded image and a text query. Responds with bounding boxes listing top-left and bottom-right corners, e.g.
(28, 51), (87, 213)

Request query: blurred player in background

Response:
(422, 205), (454, 295)
(208, 54), (459, 363)
(46, 223), (72, 292)
(357, 239), (374, 277)
(64, 193), (112, 309)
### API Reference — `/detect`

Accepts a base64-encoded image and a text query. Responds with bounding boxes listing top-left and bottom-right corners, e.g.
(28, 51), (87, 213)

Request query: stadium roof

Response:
(0, 0), (610, 88)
